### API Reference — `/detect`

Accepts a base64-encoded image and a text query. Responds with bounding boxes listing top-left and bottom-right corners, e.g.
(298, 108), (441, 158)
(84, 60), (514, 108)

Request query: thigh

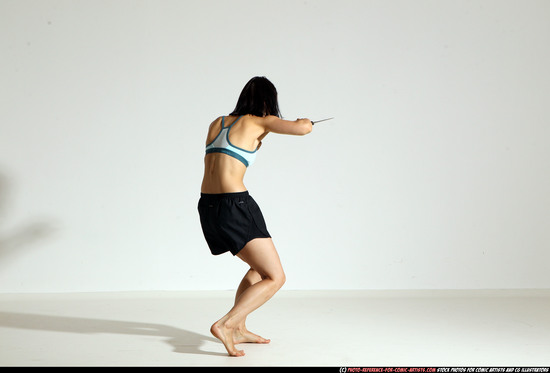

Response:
(236, 238), (284, 281)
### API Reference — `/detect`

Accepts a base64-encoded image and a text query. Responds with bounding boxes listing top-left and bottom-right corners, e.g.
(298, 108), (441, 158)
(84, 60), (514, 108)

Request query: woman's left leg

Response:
(210, 237), (285, 356)
(233, 268), (270, 344)
(235, 268), (261, 302)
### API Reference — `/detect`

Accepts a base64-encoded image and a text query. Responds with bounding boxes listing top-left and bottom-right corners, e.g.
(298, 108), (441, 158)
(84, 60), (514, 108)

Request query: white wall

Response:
(1, 0), (549, 292)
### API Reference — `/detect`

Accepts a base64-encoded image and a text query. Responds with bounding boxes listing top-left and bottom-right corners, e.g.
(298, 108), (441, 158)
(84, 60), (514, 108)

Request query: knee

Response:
(262, 272), (285, 290)
(273, 272), (286, 290)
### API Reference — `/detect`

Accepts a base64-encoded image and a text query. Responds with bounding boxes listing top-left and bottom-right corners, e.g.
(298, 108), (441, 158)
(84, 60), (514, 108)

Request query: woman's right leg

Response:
(210, 237), (285, 356)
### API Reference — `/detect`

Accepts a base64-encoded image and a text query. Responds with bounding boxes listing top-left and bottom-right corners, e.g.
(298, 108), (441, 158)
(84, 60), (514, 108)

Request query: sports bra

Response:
(205, 116), (259, 167)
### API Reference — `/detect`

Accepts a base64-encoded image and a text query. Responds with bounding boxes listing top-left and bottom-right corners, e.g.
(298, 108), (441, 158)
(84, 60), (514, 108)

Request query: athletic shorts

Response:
(197, 191), (271, 256)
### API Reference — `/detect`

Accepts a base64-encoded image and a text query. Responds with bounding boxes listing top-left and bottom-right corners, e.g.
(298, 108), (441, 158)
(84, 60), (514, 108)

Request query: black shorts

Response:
(197, 191), (271, 256)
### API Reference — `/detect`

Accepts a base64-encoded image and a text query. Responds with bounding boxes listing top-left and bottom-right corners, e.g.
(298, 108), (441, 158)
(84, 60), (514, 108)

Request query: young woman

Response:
(197, 76), (313, 356)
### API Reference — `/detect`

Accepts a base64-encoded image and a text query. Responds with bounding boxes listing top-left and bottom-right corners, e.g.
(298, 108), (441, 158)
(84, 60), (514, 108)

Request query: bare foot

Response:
(210, 320), (245, 357)
(233, 327), (271, 344)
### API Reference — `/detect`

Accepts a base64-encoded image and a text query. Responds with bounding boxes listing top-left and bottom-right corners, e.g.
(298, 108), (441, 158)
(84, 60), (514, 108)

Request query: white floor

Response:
(0, 289), (549, 367)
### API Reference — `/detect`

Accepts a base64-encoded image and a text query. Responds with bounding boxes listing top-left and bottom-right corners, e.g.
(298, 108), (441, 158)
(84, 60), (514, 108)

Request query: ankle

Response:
(218, 316), (239, 330)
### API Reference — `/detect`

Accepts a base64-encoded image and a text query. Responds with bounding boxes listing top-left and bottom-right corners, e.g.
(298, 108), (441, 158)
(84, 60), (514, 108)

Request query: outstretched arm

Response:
(259, 115), (313, 136)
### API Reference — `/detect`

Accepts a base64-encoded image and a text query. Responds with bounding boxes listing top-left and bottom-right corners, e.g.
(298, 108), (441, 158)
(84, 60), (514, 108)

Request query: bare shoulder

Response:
(247, 115), (284, 130)
(204, 116), (224, 144)
(209, 116), (223, 128)
(206, 116), (225, 134)
(240, 114), (263, 125)
(253, 115), (313, 136)
(238, 114), (268, 132)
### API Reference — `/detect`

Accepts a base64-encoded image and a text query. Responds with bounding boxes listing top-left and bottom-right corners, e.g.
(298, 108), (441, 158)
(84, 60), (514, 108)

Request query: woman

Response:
(197, 76), (313, 356)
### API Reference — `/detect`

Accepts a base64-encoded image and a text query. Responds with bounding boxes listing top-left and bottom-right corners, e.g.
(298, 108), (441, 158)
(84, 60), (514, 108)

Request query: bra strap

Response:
(228, 115), (243, 128)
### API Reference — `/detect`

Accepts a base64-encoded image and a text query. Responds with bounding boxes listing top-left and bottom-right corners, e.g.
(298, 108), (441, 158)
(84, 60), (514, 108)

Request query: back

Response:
(201, 115), (267, 194)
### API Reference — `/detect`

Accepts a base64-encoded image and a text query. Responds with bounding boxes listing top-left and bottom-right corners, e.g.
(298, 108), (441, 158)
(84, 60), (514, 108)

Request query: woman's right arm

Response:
(259, 115), (313, 136)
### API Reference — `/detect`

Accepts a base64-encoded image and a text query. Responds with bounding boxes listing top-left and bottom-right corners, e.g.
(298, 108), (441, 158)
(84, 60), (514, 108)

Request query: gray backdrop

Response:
(1, 0), (549, 292)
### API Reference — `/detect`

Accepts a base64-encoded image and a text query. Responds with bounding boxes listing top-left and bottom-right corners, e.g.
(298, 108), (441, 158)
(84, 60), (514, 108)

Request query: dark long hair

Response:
(229, 76), (281, 118)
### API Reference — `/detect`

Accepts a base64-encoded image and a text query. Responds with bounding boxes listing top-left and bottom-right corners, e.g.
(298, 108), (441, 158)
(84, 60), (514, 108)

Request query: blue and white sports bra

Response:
(205, 116), (259, 167)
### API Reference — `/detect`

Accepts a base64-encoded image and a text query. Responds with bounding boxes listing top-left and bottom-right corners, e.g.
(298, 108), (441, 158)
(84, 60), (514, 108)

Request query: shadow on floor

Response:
(0, 311), (227, 357)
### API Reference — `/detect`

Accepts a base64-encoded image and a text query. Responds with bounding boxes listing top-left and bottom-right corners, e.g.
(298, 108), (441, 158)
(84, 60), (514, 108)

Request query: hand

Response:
(296, 118), (313, 135)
